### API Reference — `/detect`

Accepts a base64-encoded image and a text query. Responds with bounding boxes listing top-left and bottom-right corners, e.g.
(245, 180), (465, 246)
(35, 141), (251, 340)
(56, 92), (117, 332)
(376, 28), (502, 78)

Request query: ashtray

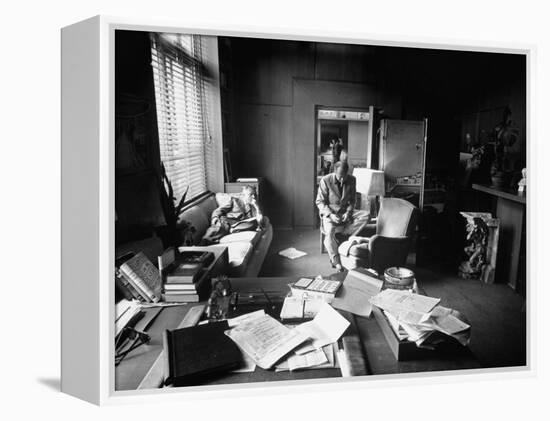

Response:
(384, 267), (415, 287)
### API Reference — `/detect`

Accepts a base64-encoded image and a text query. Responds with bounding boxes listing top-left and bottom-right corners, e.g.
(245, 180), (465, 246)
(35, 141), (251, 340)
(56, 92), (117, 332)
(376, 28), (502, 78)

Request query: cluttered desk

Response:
(115, 266), (480, 391)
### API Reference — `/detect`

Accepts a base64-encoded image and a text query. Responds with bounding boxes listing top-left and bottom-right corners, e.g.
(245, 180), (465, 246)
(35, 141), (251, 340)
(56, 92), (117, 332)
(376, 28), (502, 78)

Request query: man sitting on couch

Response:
(201, 185), (264, 245)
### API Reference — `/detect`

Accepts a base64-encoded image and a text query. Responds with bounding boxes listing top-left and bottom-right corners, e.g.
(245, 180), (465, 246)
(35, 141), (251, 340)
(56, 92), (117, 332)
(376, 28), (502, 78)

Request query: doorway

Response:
(315, 107), (372, 178)
(314, 107), (372, 226)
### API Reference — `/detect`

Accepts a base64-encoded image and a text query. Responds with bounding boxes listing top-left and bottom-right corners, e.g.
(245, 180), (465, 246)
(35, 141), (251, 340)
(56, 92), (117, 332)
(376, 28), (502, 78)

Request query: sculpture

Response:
(517, 168), (526, 192)
(458, 212), (499, 283)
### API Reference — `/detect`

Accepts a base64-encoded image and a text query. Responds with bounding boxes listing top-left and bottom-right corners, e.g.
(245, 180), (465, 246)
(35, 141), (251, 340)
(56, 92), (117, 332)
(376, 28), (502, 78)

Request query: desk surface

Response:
(115, 276), (481, 391)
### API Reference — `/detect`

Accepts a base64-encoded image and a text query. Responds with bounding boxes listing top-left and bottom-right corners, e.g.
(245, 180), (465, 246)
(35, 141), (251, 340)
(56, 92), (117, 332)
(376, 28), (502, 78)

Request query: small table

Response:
(115, 275), (481, 391)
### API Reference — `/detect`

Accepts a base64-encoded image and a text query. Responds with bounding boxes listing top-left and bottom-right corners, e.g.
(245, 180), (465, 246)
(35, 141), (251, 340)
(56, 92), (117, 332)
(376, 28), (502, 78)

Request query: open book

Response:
(119, 252), (162, 303)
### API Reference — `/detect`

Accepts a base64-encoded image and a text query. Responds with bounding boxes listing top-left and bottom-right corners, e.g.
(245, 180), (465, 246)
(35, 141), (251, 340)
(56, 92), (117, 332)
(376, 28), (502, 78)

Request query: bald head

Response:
(333, 161), (349, 182)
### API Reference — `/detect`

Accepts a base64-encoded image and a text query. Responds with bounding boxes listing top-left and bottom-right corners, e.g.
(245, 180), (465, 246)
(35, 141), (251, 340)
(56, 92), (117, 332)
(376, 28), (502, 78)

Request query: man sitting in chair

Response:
(316, 161), (368, 272)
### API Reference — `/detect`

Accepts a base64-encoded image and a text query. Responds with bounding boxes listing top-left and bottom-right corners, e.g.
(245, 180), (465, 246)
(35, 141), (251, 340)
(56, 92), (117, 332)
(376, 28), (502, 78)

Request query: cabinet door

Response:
(380, 119), (427, 208)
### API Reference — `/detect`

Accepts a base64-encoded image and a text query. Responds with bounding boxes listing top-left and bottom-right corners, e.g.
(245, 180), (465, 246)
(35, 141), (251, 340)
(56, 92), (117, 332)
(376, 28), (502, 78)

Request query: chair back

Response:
(376, 198), (419, 237)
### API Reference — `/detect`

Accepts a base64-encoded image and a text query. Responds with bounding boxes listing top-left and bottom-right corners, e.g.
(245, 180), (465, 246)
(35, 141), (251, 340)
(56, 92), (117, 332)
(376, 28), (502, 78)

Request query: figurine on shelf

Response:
(517, 168), (526, 193)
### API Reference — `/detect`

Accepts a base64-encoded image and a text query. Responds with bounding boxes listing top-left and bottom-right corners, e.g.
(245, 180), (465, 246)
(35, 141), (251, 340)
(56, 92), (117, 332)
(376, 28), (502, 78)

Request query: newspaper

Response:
(225, 314), (309, 369)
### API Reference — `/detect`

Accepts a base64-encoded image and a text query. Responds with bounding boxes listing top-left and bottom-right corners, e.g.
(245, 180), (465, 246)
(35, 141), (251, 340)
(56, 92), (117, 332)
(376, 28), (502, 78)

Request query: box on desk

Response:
(372, 306), (432, 361)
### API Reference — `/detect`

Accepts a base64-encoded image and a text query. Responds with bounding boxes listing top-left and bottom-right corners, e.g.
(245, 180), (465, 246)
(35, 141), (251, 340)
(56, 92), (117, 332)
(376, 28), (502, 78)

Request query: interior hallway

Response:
(260, 228), (527, 369)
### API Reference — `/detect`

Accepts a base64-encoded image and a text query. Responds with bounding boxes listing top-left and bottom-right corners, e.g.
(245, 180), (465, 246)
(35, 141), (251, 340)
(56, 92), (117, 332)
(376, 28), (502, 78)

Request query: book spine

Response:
(121, 265), (159, 303)
(162, 294), (200, 303)
(162, 330), (173, 386)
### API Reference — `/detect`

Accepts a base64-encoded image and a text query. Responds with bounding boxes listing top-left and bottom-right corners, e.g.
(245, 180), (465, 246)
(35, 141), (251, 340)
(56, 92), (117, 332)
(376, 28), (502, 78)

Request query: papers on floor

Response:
(331, 269), (383, 318)
(225, 314), (309, 369)
(278, 247), (307, 260)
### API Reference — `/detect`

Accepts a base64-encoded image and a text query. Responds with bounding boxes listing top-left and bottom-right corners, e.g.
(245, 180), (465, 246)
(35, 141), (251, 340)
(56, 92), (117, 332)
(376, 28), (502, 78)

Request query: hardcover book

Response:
(119, 252), (162, 303)
(163, 321), (241, 385)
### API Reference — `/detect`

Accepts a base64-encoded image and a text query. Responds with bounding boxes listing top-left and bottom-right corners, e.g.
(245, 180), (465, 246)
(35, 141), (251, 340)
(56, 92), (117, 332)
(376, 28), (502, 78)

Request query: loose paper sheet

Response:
(370, 289), (440, 314)
(331, 270), (383, 317)
(278, 247), (307, 260)
(225, 314), (308, 369)
(286, 349), (328, 371)
(421, 306), (470, 335)
(227, 309), (265, 328)
(294, 302), (350, 353)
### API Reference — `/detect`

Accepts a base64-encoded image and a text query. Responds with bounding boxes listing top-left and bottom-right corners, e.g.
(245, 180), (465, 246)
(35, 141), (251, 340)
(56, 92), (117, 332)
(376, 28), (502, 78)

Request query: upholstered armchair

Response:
(338, 198), (419, 274)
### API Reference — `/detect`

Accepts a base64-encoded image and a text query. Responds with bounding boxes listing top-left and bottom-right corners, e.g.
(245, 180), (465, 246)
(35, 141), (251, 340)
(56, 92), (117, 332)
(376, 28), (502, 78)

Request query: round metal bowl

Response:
(384, 267), (415, 286)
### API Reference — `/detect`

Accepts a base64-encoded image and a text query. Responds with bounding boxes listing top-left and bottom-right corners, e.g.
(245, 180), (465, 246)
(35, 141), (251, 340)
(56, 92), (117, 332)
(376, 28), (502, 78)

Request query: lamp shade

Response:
(353, 168), (385, 196)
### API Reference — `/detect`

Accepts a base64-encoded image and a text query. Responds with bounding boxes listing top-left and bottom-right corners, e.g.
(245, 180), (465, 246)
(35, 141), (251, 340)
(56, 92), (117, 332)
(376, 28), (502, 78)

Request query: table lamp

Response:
(353, 168), (385, 217)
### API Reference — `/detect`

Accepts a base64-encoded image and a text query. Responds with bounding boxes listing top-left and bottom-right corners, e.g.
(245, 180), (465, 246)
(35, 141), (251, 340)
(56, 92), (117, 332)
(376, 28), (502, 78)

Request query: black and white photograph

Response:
(113, 29), (527, 391)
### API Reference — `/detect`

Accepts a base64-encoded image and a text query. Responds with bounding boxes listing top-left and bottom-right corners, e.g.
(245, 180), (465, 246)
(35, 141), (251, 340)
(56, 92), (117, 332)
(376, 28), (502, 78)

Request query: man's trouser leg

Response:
(323, 218), (340, 263)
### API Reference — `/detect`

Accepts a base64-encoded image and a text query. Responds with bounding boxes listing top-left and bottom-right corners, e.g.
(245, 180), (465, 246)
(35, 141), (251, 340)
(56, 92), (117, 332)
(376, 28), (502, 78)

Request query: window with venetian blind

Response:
(150, 33), (214, 203)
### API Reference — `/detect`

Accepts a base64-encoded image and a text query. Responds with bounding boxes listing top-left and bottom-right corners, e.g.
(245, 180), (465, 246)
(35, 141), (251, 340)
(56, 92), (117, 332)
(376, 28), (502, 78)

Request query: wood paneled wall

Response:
(228, 39), (399, 228)
(225, 38), (526, 229)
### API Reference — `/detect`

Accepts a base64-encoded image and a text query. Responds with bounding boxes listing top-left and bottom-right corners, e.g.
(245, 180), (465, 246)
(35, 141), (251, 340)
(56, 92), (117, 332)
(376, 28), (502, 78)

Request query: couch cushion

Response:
(226, 241), (254, 268)
(219, 230), (261, 246)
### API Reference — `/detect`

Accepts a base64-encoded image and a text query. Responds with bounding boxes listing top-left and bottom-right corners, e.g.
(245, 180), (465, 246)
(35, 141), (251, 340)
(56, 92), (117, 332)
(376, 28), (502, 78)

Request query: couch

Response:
(177, 192), (273, 277)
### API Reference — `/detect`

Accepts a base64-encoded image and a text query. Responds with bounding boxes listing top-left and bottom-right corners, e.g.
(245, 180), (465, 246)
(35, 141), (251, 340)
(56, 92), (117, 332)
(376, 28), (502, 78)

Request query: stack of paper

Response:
(224, 314), (309, 369)
(370, 289), (471, 348)
(224, 302), (350, 372)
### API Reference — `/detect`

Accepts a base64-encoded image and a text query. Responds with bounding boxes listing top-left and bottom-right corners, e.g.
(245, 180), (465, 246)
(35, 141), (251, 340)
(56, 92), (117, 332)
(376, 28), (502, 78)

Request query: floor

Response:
(260, 228), (527, 369)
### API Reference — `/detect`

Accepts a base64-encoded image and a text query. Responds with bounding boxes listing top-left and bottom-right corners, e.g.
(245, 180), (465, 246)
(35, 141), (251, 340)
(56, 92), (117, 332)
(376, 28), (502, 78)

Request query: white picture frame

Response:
(61, 15), (533, 405)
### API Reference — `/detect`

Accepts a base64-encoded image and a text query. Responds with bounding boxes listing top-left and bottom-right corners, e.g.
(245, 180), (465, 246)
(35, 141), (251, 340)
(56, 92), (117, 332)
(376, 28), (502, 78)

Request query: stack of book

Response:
(159, 248), (213, 303)
(163, 267), (208, 303)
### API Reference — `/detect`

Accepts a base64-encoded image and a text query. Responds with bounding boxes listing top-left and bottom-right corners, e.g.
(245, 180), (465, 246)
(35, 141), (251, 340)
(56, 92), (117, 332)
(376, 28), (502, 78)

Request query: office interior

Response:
(114, 30), (526, 377)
